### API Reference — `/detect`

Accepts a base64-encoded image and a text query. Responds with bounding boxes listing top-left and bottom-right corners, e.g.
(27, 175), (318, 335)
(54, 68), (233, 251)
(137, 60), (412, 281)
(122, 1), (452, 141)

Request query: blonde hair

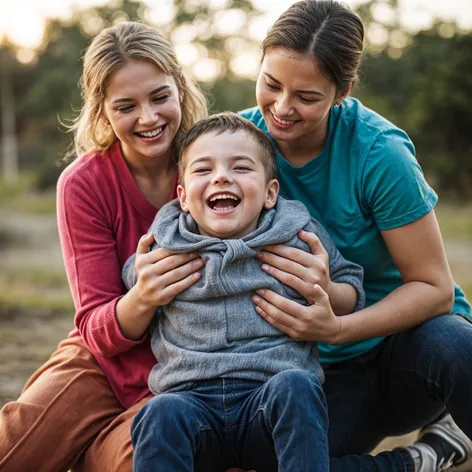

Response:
(67, 21), (207, 159)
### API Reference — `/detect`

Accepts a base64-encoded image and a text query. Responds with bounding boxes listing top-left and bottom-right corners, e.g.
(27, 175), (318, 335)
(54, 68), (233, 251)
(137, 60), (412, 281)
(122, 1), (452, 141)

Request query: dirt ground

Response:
(1, 209), (471, 468)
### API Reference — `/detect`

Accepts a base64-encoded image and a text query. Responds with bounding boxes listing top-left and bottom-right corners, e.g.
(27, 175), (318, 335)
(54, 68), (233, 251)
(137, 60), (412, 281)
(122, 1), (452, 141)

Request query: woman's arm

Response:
(334, 209), (454, 343)
(252, 210), (454, 344)
(58, 170), (203, 357)
(257, 230), (361, 315)
(117, 233), (203, 340)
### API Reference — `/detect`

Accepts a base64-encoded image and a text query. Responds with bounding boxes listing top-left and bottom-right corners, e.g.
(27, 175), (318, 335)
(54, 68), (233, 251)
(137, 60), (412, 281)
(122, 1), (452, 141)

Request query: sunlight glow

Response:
(0, 0), (471, 78)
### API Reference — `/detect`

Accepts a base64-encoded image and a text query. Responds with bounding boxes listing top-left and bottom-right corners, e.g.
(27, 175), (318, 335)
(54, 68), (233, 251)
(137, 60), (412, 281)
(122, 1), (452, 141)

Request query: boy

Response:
(124, 113), (364, 472)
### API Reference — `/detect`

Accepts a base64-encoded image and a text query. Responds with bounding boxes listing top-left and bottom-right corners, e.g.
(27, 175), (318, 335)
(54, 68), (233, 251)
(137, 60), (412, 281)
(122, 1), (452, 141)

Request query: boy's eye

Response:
(234, 166), (251, 171)
(194, 168), (211, 173)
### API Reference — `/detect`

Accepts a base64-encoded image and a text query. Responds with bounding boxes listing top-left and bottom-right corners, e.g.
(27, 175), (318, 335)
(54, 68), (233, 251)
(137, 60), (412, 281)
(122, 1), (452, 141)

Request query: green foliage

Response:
(204, 77), (257, 113)
(7, 0), (150, 188)
(356, 28), (472, 197)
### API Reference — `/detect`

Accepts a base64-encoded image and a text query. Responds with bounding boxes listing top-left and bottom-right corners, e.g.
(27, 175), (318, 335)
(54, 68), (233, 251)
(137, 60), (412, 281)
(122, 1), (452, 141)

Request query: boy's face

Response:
(177, 130), (279, 239)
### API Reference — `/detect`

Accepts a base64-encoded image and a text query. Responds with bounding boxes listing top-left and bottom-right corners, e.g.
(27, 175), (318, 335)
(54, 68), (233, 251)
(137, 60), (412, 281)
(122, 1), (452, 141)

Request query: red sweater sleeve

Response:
(57, 164), (145, 358)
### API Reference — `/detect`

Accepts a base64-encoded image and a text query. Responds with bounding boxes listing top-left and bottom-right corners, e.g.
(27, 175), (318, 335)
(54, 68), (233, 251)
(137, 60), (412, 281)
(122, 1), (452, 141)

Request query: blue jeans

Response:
(131, 369), (329, 472)
(327, 314), (472, 471)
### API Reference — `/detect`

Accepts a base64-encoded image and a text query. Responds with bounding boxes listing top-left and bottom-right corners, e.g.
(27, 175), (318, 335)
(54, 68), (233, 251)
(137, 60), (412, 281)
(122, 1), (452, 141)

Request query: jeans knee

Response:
(269, 370), (323, 401)
(416, 315), (472, 363)
(132, 394), (186, 437)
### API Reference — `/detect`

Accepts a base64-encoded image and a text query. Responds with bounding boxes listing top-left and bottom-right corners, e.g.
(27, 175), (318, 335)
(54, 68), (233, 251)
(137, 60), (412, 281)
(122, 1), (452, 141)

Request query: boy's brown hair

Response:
(177, 112), (278, 183)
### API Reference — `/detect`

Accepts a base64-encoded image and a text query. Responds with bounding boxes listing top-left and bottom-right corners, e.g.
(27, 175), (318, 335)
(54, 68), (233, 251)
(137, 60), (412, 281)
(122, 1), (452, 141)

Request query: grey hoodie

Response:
(123, 196), (364, 394)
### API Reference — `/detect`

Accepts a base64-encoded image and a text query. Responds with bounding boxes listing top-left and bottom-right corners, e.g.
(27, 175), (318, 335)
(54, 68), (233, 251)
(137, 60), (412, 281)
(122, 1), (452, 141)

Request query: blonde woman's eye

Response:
(153, 94), (171, 103)
(117, 105), (134, 113)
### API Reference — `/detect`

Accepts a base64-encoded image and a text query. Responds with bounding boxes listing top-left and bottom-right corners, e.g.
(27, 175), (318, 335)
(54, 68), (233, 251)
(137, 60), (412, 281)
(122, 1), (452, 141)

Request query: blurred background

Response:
(0, 0), (471, 447)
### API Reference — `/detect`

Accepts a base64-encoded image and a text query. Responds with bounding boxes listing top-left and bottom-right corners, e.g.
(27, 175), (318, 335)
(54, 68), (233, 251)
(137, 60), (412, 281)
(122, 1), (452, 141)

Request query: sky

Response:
(1, 0), (472, 51)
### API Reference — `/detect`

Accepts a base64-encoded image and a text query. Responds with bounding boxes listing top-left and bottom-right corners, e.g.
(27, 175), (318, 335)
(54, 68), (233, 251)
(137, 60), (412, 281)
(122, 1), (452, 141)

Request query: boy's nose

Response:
(212, 170), (232, 184)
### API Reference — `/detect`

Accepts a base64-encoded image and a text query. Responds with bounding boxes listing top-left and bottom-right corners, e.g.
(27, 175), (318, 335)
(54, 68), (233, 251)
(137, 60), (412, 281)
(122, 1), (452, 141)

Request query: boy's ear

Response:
(264, 179), (279, 209)
(177, 184), (190, 212)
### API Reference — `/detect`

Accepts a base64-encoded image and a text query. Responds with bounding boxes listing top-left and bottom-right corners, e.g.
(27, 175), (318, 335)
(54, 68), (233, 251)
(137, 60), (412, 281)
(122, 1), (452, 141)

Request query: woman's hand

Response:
(117, 232), (204, 340)
(252, 284), (343, 344)
(134, 232), (204, 309)
(256, 230), (332, 304)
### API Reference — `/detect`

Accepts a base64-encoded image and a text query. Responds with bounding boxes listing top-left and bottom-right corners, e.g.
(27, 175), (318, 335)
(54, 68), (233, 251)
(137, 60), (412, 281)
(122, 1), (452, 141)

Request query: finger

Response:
(257, 251), (317, 282)
(298, 230), (328, 256)
(253, 288), (305, 321)
(260, 263), (315, 296)
(255, 288), (304, 316)
(160, 271), (202, 301)
(137, 232), (156, 254)
(145, 248), (201, 267)
(258, 244), (313, 268)
(154, 257), (204, 283)
(253, 300), (302, 338)
(311, 284), (330, 306)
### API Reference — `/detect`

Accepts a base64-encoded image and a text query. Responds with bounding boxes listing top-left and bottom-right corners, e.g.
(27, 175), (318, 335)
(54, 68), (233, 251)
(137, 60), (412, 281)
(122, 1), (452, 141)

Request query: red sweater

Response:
(57, 141), (177, 408)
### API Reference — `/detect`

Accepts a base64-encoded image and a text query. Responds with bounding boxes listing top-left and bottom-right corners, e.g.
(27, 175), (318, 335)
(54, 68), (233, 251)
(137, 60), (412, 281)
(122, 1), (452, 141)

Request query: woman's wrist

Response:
(116, 286), (157, 340)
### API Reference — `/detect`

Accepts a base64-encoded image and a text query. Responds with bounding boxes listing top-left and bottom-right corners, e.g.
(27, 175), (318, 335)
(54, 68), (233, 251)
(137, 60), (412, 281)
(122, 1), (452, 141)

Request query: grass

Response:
(0, 268), (73, 318)
(436, 202), (472, 241)
(2, 268), (68, 287)
(0, 173), (56, 214)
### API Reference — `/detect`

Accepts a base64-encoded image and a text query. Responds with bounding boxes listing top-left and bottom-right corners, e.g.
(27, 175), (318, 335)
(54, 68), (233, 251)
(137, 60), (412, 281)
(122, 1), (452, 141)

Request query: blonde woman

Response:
(0, 21), (208, 472)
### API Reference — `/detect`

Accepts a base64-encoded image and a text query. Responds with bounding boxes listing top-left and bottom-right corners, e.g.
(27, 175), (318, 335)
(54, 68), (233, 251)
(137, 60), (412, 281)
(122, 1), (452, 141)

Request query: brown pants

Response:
(0, 336), (253, 472)
(0, 335), (145, 472)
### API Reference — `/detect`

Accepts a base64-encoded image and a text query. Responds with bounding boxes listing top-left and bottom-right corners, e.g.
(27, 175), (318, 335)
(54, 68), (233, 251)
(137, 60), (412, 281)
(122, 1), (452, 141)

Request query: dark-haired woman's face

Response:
(256, 47), (337, 148)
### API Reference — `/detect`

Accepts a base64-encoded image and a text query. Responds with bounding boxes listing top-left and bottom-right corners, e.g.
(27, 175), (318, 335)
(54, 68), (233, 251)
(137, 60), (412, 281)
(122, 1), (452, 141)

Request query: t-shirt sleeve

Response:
(306, 219), (365, 312)
(362, 128), (438, 231)
(57, 170), (145, 358)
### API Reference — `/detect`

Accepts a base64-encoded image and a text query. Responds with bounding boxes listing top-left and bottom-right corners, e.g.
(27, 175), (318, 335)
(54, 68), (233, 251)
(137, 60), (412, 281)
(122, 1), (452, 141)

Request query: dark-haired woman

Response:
(241, 1), (472, 471)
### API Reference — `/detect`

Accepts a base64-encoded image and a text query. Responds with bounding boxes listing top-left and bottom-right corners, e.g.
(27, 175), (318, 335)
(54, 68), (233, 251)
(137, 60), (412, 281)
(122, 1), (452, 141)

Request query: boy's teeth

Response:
(139, 127), (162, 138)
(209, 194), (238, 202)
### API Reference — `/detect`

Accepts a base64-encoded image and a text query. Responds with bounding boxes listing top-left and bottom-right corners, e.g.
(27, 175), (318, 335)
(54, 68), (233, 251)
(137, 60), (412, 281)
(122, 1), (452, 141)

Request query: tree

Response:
(0, 45), (20, 182)
(14, 0), (149, 188)
(356, 25), (472, 197)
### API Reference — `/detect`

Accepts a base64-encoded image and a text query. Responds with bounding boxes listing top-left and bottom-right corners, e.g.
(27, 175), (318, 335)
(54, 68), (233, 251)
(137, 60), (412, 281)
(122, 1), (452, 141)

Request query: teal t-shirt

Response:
(240, 98), (471, 364)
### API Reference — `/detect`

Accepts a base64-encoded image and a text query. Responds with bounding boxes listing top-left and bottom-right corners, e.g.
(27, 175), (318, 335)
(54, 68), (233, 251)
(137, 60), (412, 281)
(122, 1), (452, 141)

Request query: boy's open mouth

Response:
(207, 193), (241, 211)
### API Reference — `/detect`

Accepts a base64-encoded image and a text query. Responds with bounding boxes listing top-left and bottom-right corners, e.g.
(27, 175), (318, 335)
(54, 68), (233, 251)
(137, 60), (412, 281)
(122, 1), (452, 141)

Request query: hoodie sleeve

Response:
(306, 218), (365, 312)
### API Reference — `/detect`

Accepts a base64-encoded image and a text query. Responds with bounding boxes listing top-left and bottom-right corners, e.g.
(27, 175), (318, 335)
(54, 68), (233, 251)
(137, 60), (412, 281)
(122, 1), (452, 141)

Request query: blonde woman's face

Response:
(103, 58), (182, 167)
